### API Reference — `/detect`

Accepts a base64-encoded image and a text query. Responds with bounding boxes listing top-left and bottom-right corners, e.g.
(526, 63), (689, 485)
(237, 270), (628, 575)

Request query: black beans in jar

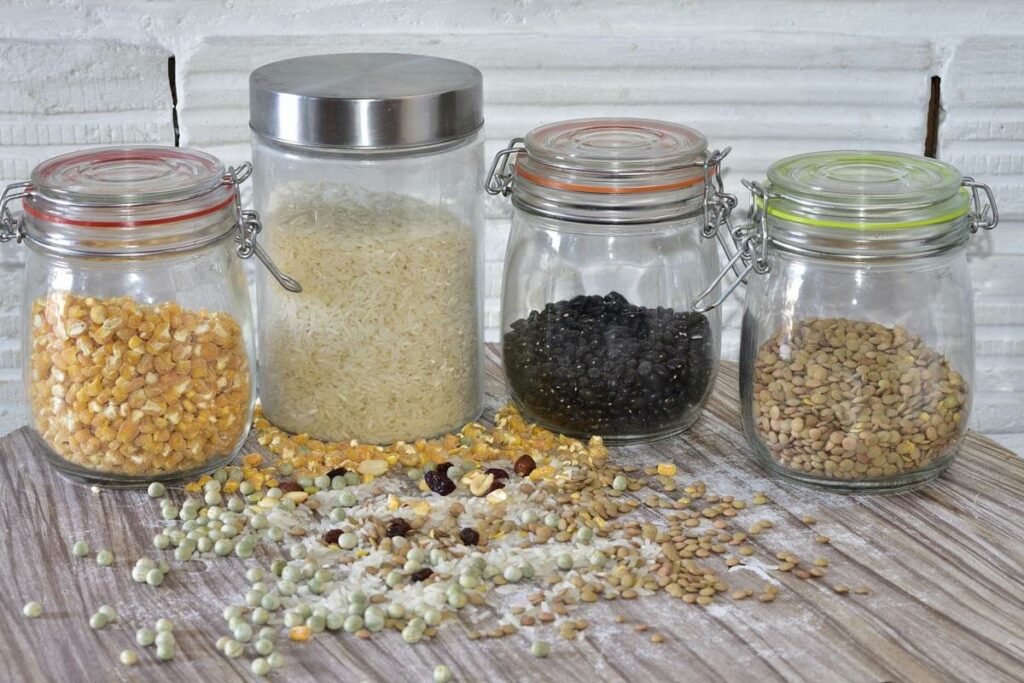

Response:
(503, 292), (714, 437)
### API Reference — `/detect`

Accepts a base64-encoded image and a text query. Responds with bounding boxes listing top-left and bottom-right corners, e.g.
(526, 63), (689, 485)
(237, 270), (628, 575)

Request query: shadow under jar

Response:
(0, 146), (296, 486)
(722, 151), (999, 493)
(487, 118), (737, 443)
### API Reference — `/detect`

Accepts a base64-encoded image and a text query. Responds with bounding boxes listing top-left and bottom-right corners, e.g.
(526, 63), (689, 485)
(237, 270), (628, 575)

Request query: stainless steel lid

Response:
(249, 53), (484, 149)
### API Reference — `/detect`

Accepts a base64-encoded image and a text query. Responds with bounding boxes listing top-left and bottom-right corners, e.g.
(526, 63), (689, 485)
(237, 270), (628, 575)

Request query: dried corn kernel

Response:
(29, 294), (251, 477)
(657, 463), (677, 477)
(289, 626), (311, 641)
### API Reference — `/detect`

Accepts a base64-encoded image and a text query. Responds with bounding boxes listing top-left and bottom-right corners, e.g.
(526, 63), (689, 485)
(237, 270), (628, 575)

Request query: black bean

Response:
(503, 291), (714, 436)
(409, 568), (433, 582)
(325, 467), (349, 478)
(278, 481), (302, 493)
(424, 470), (456, 496)
(322, 529), (343, 545)
(385, 518), (412, 538)
(484, 467), (509, 480)
(459, 527), (480, 545)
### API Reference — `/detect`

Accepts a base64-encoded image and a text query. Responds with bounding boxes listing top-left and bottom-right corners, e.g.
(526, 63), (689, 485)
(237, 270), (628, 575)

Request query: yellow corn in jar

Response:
(1, 146), (299, 485)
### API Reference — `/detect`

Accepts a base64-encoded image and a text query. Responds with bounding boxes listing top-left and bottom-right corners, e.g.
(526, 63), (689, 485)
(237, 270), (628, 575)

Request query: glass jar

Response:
(720, 151), (999, 493)
(249, 53), (485, 444)
(487, 118), (736, 443)
(0, 146), (293, 485)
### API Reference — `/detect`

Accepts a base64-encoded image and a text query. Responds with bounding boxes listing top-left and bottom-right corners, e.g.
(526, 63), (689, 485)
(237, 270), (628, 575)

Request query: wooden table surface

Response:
(1, 347), (1022, 683)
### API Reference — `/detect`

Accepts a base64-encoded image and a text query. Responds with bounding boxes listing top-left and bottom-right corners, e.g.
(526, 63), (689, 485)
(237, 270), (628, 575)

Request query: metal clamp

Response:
(700, 148), (744, 281)
(484, 137), (525, 196)
(963, 177), (999, 233)
(226, 164), (302, 293)
(0, 182), (31, 244)
(692, 179), (771, 313)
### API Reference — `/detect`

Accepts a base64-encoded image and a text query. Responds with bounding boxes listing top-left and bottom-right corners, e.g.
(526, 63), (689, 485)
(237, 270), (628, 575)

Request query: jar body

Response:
(22, 237), (256, 485)
(501, 209), (721, 443)
(252, 132), (484, 444)
(739, 233), (973, 492)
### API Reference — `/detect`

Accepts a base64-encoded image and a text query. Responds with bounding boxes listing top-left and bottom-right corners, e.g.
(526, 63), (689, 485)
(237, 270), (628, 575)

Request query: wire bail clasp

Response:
(700, 147), (737, 240)
(485, 138), (525, 196)
(0, 182), (31, 244)
(227, 163), (302, 293)
(962, 177), (999, 233)
(691, 179), (771, 313)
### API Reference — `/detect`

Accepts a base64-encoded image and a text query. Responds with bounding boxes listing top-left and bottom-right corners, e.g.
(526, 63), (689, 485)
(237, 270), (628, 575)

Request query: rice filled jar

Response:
(487, 118), (736, 443)
(0, 146), (286, 485)
(731, 151), (999, 492)
(250, 53), (485, 443)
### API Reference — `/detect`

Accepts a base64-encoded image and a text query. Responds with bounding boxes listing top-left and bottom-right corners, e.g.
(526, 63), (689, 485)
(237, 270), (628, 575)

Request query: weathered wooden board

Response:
(0, 348), (1022, 683)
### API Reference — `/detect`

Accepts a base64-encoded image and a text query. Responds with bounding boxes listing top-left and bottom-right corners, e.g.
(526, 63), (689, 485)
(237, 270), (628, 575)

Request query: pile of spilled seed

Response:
(46, 405), (869, 677)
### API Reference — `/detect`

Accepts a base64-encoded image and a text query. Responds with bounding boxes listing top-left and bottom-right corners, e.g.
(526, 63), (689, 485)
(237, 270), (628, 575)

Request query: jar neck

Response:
(511, 182), (707, 225)
(23, 208), (239, 258)
(764, 214), (972, 262)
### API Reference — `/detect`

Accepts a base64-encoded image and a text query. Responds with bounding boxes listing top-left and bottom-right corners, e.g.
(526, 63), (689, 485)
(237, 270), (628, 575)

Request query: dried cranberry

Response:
(485, 467), (509, 480)
(326, 467), (349, 478)
(514, 455), (536, 477)
(424, 470), (456, 496)
(409, 568), (433, 582)
(459, 527), (480, 545)
(385, 518), (412, 538)
(322, 529), (343, 545)
(436, 462), (454, 477)
(486, 480), (505, 495)
(278, 481), (302, 493)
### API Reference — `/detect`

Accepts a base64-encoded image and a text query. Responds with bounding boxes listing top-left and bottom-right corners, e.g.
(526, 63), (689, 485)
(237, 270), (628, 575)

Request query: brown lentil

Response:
(752, 318), (968, 481)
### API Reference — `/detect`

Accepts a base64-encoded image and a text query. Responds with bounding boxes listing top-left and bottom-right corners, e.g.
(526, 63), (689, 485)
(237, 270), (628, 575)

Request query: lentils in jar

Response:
(503, 292), (714, 437)
(29, 293), (252, 476)
(752, 317), (967, 480)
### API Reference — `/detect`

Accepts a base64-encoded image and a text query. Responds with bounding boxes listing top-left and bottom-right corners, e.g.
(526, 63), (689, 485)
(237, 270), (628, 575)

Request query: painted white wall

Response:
(0, 0), (1021, 453)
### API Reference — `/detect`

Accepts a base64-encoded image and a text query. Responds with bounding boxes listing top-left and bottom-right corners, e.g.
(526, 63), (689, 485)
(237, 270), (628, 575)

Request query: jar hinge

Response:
(692, 179), (771, 313)
(701, 148), (746, 282)
(963, 177), (999, 233)
(227, 163), (303, 293)
(484, 138), (525, 196)
(0, 182), (30, 244)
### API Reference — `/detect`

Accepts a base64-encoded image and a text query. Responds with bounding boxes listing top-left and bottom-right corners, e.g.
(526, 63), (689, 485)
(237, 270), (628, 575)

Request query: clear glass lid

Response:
(517, 118), (709, 193)
(20, 146), (240, 255)
(26, 146), (234, 230)
(763, 151), (969, 230)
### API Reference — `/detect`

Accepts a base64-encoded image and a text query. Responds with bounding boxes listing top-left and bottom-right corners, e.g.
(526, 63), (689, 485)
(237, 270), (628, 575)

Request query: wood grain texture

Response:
(0, 348), (1022, 683)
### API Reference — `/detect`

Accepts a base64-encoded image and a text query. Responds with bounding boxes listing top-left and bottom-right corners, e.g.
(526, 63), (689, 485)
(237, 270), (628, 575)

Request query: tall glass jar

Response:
(487, 118), (736, 443)
(722, 151), (999, 493)
(249, 53), (485, 445)
(0, 146), (289, 485)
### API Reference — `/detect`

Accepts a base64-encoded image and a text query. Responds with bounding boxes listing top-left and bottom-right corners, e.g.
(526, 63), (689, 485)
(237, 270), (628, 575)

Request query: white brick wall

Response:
(0, 1), (1022, 452)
